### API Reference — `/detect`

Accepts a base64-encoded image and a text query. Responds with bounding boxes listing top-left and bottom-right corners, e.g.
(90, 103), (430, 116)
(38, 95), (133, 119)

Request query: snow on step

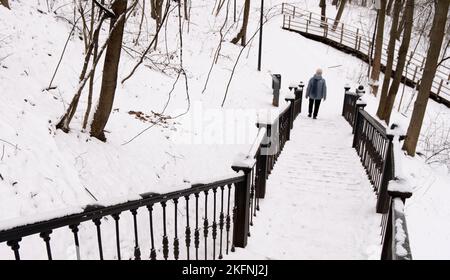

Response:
(229, 115), (381, 260)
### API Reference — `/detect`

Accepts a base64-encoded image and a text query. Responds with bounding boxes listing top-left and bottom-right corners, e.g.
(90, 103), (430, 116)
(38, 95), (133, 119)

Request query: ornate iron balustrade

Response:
(341, 86), (413, 260)
(0, 92), (303, 260)
(0, 176), (244, 260)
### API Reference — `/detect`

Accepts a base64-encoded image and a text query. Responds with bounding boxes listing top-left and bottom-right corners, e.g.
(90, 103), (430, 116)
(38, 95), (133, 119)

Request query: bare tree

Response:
(332, 0), (347, 31)
(56, 17), (106, 132)
(231, 0), (250, 46)
(369, 0), (386, 96)
(379, 0), (414, 124)
(386, 0), (394, 15)
(0, 0), (10, 9)
(403, 0), (450, 156)
(83, 1), (102, 130)
(376, 0), (402, 119)
(90, 0), (128, 141)
(320, 0), (327, 27)
(151, 0), (164, 49)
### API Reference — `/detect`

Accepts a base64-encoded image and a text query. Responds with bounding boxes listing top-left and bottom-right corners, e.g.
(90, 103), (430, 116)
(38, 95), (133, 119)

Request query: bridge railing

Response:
(0, 90), (303, 260)
(342, 87), (413, 260)
(282, 3), (450, 106)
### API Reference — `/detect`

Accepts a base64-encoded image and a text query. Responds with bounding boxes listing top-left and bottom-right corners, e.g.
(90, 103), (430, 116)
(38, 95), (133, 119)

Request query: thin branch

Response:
(121, 2), (174, 84)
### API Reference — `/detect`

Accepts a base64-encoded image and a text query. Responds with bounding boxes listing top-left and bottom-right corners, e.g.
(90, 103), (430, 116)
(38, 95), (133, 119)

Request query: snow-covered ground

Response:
(1, 0), (449, 259)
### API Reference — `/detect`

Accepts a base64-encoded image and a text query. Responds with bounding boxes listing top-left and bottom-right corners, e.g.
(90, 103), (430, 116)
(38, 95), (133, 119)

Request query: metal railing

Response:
(282, 3), (450, 106)
(0, 91), (304, 260)
(342, 86), (413, 260)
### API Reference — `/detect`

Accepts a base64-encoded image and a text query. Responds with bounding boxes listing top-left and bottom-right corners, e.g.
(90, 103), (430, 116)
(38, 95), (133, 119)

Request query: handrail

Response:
(282, 3), (450, 106)
(0, 85), (304, 260)
(341, 86), (413, 260)
(0, 175), (245, 243)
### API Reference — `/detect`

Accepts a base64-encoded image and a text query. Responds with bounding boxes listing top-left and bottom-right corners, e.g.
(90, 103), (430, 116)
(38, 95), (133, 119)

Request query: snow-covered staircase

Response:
(229, 115), (381, 259)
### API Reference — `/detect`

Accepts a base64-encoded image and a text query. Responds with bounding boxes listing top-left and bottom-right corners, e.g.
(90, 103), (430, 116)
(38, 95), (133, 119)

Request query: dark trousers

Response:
(308, 99), (322, 117)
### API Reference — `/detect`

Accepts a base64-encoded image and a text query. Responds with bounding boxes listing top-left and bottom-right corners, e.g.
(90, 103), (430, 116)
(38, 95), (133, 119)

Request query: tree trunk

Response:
(231, 0), (250, 46)
(90, 0), (128, 141)
(376, 0), (401, 119)
(320, 0), (326, 27)
(56, 17), (105, 132)
(369, 0), (386, 96)
(380, 0), (414, 125)
(0, 0), (10, 9)
(332, 0), (339, 6)
(403, 0), (450, 156)
(332, 0), (346, 31)
(386, 0), (393, 15)
(396, 8), (406, 40)
(150, 0), (157, 19)
(83, 1), (101, 130)
(152, 0), (164, 50)
(184, 0), (189, 20)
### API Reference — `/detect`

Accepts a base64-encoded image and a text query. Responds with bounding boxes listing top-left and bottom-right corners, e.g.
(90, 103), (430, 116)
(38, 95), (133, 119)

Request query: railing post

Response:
(376, 136), (394, 214)
(381, 204), (393, 259)
(381, 190), (413, 260)
(285, 97), (295, 131)
(353, 102), (367, 134)
(230, 165), (252, 248)
(295, 82), (304, 117)
(437, 79), (443, 96)
(342, 84), (351, 116)
(255, 126), (269, 199)
(258, 123), (274, 176)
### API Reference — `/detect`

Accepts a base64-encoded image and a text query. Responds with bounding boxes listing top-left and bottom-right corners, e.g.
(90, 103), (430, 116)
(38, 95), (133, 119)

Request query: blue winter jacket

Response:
(306, 74), (327, 100)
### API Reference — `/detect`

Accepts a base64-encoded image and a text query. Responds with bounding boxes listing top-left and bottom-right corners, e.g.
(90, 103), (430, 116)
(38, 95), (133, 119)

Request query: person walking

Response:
(306, 69), (327, 119)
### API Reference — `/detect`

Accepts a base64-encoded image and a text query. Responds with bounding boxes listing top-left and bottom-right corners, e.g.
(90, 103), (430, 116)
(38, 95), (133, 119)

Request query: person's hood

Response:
(313, 74), (323, 80)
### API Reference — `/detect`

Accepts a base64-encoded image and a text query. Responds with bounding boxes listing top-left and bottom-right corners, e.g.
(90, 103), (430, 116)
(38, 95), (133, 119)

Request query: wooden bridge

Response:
(281, 3), (450, 107)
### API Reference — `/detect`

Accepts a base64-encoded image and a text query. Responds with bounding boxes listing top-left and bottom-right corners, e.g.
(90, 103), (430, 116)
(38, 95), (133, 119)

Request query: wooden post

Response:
(355, 28), (359, 49)
(285, 97), (295, 130)
(353, 103), (367, 134)
(255, 124), (269, 199)
(340, 23), (344, 44)
(309, 12), (312, 23)
(420, 57), (425, 70)
(381, 206), (393, 260)
(437, 79), (444, 96)
(293, 6), (296, 17)
(412, 65), (418, 84)
(230, 165), (252, 248)
(376, 136), (394, 214)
